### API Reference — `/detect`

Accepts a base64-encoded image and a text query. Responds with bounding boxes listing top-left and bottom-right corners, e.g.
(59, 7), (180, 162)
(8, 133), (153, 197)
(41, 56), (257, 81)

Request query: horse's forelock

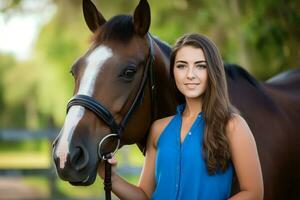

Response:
(92, 15), (135, 43)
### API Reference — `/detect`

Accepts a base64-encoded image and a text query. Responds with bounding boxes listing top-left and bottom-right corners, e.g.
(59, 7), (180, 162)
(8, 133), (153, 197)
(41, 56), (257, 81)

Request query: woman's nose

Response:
(187, 68), (196, 80)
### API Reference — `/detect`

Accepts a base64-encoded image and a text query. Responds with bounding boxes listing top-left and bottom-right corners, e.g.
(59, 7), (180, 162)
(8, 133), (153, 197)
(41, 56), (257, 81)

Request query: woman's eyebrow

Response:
(195, 60), (207, 64)
(175, 60), (188, 64)
(175, 60), (207, 64)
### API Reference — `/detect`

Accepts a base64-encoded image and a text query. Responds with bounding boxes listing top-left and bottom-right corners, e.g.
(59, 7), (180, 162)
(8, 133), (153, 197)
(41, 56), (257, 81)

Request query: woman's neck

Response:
(183, 97), (203, 118)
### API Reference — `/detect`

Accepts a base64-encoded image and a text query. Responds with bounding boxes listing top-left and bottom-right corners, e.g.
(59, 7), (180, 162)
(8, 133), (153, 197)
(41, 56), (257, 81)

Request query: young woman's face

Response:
(173, 45), (208, 100)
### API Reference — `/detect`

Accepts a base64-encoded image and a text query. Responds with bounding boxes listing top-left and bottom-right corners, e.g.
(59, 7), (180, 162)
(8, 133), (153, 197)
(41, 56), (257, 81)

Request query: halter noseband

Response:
(66, 33), (155, 159)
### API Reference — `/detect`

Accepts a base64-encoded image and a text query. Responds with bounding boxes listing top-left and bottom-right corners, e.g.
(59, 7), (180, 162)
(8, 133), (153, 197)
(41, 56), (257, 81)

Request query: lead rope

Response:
(98, 134), (120, 200)
(104, 154), (112, 200)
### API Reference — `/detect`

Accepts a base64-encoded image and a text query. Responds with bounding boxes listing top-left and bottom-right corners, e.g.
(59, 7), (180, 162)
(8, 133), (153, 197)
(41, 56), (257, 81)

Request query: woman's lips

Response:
(184, 83), (200, 89)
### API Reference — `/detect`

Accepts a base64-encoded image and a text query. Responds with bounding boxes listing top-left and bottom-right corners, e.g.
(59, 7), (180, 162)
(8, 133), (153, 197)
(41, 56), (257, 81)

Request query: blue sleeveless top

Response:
(152, 104), (233, 200)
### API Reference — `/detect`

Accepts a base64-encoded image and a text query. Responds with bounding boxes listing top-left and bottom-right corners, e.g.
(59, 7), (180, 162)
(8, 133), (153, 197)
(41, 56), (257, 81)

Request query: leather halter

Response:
(66, 33), (156, 158)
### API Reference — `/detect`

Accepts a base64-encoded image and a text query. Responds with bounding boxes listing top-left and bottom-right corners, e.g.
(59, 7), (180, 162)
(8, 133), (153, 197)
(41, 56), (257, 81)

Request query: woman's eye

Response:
(121, 67), (137, 80)
(176, 64), (185, 69)
(196, 64), (207, 69)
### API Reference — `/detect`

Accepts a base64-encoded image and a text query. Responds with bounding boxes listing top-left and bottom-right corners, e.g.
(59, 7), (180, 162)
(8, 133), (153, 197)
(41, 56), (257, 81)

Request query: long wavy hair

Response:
(170, 33), (238, 174)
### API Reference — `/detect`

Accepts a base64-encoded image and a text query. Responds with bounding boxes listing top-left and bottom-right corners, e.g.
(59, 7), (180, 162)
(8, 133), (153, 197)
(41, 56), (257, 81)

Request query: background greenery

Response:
(0, 0), (299, 199)
(0, 0), (299, 128)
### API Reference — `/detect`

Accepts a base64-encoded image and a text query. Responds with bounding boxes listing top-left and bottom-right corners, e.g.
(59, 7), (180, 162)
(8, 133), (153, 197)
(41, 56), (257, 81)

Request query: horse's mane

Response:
(224, 63), (261, 88)
(225, 63), (282, 112)
(152, 36), (172, 58)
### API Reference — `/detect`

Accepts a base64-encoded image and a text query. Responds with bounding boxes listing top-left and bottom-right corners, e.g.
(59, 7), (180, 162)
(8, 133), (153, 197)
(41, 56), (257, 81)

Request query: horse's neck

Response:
(152, 40), (177, 119)
(225, 64), (280, 116)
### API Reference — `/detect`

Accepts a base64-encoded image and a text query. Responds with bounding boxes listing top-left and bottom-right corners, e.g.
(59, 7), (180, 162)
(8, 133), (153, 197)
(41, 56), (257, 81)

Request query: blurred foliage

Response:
(0, 0), (299, 129)
(0, 0), (22, 13)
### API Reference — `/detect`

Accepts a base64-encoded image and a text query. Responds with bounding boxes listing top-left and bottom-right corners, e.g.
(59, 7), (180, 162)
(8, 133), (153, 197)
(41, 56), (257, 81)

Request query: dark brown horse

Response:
(226, 65), (300, 199)
(52, 0), (300, 199)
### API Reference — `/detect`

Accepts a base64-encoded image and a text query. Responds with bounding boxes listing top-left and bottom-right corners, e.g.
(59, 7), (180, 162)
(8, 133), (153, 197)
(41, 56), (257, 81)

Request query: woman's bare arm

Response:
(227, 114), (264, 200)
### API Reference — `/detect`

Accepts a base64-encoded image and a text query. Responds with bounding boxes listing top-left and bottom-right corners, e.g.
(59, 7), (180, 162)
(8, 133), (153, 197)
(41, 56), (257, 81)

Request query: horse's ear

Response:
(82, 0), (106, 32)
(133, 0), (151, 36)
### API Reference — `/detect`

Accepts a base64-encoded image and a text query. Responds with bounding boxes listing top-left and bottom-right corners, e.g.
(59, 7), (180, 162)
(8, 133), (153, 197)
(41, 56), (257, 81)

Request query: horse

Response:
(52, 0), (177, 186)
(52, 0), (300, 199)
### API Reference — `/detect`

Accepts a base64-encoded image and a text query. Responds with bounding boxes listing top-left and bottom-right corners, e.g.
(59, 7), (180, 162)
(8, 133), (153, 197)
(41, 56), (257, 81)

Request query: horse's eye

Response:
(121, 67), (137, 80)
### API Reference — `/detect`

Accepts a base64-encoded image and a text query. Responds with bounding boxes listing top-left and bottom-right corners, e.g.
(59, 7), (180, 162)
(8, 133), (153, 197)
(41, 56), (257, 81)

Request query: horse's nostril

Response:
(70, 146), (89, 171)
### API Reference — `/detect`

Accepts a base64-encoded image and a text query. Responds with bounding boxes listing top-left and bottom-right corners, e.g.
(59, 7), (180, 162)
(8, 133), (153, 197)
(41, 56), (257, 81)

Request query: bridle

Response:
(67, 33), (155, 157)
(66, 33), (156, 200)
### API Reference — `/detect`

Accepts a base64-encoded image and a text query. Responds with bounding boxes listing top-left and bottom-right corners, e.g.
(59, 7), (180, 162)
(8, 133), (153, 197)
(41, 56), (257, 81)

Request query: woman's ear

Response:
(82, 0), (106, 32)
(133, 0), (151, 36)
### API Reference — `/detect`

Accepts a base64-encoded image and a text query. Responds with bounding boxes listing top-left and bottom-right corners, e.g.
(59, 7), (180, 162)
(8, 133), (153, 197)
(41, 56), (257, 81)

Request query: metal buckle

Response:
(98, 133), (120, 160)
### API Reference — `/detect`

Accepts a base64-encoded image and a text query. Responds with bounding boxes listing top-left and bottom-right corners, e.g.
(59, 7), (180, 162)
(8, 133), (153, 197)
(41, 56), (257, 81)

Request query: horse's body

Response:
(52, 0), (300, 199)
(226, 65), (300, 199)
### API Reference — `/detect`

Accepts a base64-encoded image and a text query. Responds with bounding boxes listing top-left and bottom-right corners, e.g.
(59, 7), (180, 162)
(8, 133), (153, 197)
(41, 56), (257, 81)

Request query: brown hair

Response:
(170, 33), (238, 174)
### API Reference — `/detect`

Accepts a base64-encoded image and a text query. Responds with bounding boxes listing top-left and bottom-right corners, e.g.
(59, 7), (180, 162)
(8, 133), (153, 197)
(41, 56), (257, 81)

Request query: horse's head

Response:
(52, 0), (154, 186)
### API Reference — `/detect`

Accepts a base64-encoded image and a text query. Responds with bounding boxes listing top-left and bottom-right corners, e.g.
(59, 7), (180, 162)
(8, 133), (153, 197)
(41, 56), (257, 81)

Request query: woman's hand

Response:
(97, 156), (118, 179)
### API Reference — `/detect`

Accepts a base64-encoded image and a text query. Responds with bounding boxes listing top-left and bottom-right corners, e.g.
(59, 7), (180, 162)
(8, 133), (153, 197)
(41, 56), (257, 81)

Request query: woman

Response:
(98, 33), (264, 200)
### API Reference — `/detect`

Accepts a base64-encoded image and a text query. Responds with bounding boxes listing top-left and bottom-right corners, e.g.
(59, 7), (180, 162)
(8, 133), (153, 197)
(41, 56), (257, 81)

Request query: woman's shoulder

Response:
(227, 113), (248, 128)
(149, 115), (175, 147)
(151, 115), (175, 131)
(226, 113), (253, 141)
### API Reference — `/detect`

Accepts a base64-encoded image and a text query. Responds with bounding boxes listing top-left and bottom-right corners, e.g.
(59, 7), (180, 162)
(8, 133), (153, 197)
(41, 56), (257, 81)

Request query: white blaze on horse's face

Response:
(55, 45), (113, 169)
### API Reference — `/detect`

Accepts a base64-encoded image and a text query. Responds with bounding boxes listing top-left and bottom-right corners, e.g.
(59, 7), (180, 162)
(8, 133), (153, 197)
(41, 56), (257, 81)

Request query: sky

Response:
(0, 0), (56, 60)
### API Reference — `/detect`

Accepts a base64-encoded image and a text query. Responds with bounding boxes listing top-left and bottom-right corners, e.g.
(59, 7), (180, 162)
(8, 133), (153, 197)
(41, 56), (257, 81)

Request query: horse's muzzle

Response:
(52, 142), (98, 186)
